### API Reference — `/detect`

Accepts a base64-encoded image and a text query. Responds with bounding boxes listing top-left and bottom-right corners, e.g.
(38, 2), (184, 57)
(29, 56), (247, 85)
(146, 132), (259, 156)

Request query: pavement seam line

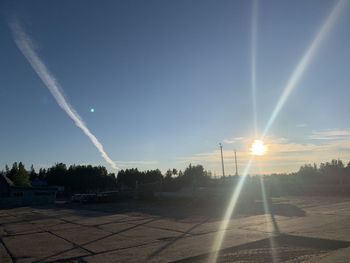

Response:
(0, 237), (15, 263)
(47, 230), (94, 255)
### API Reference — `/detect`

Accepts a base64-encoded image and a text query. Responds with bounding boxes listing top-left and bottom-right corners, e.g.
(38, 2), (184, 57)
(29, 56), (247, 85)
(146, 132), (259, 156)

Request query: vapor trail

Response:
(263, 0), (347, 137)
(10, 19), (118, 171)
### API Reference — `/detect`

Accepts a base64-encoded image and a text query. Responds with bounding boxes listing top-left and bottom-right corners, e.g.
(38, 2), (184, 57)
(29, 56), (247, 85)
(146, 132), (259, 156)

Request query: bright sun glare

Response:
(251, 139), (267, 156)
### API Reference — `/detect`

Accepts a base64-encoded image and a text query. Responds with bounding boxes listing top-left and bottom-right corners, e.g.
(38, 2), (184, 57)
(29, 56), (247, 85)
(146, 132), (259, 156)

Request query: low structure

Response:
(0, 175), (57, 207)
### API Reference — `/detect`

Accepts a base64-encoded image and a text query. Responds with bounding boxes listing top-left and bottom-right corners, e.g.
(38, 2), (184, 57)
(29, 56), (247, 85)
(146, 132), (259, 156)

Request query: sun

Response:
(251, 139), (267, 156)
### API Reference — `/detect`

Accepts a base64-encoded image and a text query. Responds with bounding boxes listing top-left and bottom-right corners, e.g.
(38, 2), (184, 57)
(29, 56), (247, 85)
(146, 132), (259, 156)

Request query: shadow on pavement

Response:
(173, 234), (350, 263)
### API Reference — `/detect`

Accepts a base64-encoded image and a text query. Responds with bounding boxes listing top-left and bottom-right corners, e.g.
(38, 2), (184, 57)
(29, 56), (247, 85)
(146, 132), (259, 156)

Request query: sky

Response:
(0, 0), (350, 175)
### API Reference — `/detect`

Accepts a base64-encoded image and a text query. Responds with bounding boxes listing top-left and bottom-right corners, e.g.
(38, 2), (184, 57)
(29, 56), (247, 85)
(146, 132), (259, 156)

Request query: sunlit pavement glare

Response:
(208, 1), (348, 262)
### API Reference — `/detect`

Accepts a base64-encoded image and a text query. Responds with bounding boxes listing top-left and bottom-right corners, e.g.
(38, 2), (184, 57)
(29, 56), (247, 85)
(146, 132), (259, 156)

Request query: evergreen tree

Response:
(38, 168), (47, 180)
(165, 169), (172, 179)
(172, 168), (178, 176)
(30, 164), (38, 181)
(8, 162), (18, 182)
(5, 164), (10, 176)
(12, 162), (31, 187)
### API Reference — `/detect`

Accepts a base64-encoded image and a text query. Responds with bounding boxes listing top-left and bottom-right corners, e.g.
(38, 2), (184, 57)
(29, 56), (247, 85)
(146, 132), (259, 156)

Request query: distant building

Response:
(31, 179), (48, 187)
(0, 175), (57, 207)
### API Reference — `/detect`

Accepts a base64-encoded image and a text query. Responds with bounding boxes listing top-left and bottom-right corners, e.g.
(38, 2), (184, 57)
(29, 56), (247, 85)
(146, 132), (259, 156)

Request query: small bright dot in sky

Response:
(90, 108), (95, 113)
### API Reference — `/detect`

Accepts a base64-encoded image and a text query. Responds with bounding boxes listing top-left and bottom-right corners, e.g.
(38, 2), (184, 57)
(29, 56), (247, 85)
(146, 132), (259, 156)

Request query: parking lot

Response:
(1, 196), (350, 262)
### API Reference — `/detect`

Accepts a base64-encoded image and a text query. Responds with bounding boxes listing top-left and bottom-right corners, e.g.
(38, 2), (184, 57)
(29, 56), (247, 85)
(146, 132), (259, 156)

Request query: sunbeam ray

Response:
(263, 0), (347, 137)
(251, 0), (259, 137)
(208, 159), (253, 263)
(208, 1), (347, 261)
(260, 175), (280, 263)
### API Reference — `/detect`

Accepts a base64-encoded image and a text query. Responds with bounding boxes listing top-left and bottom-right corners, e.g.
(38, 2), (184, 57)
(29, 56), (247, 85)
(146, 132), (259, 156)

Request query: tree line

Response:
(1, 159), (350, 193)
(117, 164), (212, 191)
(297, 159), (350, 177)
(0, 162), (212, 193)
(0, 162), (116, 192)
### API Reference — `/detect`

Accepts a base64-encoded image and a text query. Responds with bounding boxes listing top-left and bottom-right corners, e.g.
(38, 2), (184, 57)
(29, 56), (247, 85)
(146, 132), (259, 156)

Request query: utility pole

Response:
(234, 150), (238, 176)
(219, 143), (225, 179)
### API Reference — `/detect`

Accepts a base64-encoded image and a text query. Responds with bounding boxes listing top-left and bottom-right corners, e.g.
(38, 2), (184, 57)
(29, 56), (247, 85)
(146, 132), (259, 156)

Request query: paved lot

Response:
(1, 196), (350, 262)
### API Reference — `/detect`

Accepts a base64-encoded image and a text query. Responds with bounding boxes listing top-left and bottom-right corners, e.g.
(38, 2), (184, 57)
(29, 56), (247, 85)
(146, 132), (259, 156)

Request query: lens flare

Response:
(260, 176), (280, 262)
(209, 159), (253, 263)
(210, 1), (347, 262)
(263, 0), (347, 137)
(251, 0), (259, 137)
(251, 139), (267, 156)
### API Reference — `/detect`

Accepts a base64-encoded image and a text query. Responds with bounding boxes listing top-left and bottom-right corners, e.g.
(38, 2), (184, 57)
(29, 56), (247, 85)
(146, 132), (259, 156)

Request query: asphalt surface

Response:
(1, 196), (350, 262)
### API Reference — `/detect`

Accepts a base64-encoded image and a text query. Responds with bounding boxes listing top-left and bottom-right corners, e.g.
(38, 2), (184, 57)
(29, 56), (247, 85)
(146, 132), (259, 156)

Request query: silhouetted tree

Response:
(172, 168), (178, 176)
(178, 164), (210, 187)
(47, 163), (67, 186)
(165, 169), (172, 180)
(8, 162), (31, 187)
(347, 162), (350, 175)
(38, 168), (47, 180)
(5, 165), (9, 176)
(117, 168), (163, 189)
(8, 162), (18, 182)
(319, 159), (345, 177)
(29, 164), (38, 181)
(298, 164), (318, 177)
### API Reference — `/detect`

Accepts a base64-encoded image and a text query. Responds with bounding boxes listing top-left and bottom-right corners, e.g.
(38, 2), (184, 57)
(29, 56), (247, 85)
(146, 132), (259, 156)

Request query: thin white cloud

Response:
(10, 19), (118, 171)
(309, 129), (350, 140)
(223, 137), (245, 144)
(116, 160), (158, 167)
(179, 131), (350, 174)
(296, 123), (308, 128)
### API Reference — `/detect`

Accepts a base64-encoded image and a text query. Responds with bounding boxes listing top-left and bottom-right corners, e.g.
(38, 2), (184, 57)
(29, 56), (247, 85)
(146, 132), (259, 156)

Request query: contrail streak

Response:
(263, 0), (347, 137)
(10, 19), (118, 171)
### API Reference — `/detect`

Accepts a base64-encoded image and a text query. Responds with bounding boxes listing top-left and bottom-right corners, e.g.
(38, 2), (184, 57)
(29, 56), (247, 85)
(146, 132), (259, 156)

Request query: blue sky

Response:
(1, 0), (350, 175)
